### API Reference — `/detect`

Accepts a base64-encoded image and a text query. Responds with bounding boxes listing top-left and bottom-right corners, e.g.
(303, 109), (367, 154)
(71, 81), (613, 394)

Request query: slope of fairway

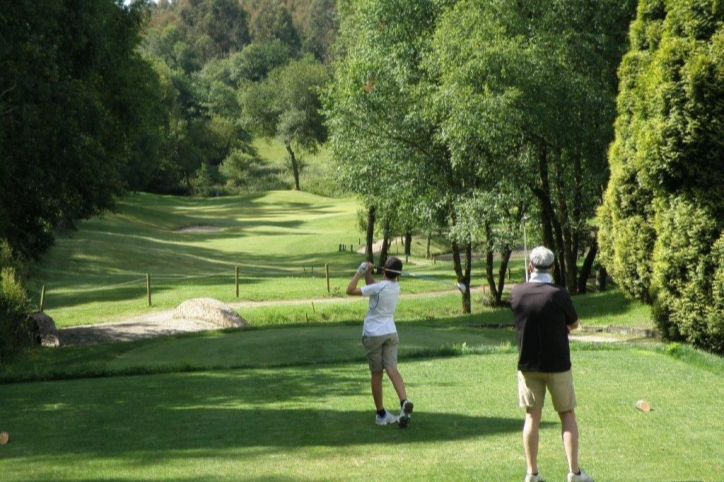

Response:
(28, 191), (367, 326)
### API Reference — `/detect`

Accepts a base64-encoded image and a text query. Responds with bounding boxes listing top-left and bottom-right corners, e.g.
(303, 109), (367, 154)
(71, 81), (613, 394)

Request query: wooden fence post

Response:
(147, 274), (152, 306)
(325, 264), (330, 293)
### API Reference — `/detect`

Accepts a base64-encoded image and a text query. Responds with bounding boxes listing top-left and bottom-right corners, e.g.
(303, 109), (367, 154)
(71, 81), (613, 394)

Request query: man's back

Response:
(511, 282), (578, 372)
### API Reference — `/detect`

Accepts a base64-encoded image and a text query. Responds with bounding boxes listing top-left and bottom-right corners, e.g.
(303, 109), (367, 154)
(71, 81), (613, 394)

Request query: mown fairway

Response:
(26, 191), (532, 327)
(4, 192), (721, 482)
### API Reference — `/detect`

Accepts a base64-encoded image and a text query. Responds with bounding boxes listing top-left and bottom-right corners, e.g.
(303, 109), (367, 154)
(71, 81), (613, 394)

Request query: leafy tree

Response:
(176, 0), (250, 63)
(228, 40), (291, 83)
(0, 240), (32, 362)
(325, 0), (484, 312)
(250, 1), (302, 54)
(0, 0), (165, 259)
(598, 0), (724, 353)
(302, 0), (339, 63)
(143, 23), (202, 73)
(241, 56), (329, 190)
(430, 0), (636, 294)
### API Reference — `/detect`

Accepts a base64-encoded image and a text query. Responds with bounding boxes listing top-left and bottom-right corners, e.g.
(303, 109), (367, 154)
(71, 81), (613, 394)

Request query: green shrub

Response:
(706, 235), (724, 353)
(0, 241), (32, 361)
(652, 197), (721, 352)
(219, 149), (289, 192)
(599, 0), (724, 354)
(190, 163), (221, 197)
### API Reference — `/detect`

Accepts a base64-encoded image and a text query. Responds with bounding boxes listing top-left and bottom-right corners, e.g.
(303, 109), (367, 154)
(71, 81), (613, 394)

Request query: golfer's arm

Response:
(346, 273), (363, 296)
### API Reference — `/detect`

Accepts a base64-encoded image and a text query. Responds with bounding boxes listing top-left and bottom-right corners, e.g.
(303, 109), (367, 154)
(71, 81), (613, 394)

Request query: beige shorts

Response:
(362, 333), (399, 372)
(518, 370), (577, 412)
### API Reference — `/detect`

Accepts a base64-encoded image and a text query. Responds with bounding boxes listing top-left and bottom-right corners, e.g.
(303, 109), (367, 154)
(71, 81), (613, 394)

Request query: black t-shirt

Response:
(510, 281), (578, 373)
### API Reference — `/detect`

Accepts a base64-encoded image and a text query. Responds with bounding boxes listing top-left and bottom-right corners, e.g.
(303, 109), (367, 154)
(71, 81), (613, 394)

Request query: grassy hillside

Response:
(27, 191), (462, 327)
(251, 138), (340, 196)
(28, 191), (358, 325)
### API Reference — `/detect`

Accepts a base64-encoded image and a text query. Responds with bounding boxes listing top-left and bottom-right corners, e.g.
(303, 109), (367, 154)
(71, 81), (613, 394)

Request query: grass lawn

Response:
(2, 342), (723, 482)
(27, 192), (650, 331)
(7, 190), (717, 481)
(27, 191), (474, 327)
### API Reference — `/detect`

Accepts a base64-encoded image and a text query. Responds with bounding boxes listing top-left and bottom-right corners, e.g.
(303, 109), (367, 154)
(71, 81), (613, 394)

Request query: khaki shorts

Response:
(518, 370), (577, 412)
(362, 333), (399, 372)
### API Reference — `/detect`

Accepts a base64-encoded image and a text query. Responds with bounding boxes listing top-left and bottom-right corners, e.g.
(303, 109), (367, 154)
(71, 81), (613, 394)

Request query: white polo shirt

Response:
(360, 280), (400, 337)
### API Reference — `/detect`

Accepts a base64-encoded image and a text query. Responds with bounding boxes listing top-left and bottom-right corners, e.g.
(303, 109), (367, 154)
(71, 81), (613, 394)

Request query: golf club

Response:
(379, 267), (467, 292)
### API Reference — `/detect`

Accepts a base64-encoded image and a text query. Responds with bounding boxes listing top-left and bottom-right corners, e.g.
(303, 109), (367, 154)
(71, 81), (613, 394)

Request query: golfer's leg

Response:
(523, 408), (542, 475)
(385, 366), (407, 402)
(559, 410), (580, 474)
(371, 371), (384, 410)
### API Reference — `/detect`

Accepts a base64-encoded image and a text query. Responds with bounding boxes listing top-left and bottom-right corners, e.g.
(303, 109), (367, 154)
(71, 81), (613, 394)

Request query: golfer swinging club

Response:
(346, 256), (414, 427)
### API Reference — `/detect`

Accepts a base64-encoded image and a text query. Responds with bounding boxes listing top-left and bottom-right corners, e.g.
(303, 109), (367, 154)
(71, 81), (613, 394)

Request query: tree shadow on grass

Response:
(0, 408), (529, 458)
(26, 477), (368, 482)
(1, 367), (534, 461)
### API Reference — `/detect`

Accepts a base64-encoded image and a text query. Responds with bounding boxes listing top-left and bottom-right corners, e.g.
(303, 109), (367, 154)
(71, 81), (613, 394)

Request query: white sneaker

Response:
(398, 400), (414, 428)
(567, 469), (593, 482)
(375, 410), (399, 426)
(524, 473), (543, 482)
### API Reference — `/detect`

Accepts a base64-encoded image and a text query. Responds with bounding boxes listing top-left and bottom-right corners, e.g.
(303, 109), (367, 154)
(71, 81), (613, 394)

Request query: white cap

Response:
(529, 246), (555, 271)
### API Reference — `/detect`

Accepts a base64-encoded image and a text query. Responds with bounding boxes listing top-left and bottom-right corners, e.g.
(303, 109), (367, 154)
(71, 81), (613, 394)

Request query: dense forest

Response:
(139, 0), (336, 195)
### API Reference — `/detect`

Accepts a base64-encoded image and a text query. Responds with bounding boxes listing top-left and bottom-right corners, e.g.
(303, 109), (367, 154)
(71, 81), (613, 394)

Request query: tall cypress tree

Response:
(599, 0), (724, 352)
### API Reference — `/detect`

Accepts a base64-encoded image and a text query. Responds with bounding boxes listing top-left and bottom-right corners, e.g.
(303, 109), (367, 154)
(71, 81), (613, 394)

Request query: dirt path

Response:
(56, 290), (462, 346)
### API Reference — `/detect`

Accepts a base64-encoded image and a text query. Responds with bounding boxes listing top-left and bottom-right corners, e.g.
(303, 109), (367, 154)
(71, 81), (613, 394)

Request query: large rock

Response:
(29, 312), (61, 347)
(173, 298), (248, 328)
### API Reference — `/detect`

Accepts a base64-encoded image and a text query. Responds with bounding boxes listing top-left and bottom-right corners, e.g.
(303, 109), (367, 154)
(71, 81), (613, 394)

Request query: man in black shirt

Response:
(510, 246), (593, 482)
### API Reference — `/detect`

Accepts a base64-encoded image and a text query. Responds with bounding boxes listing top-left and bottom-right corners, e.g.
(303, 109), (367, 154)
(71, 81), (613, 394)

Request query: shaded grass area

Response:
(1, 317), (514, 383)
(1, 349), (723, 481)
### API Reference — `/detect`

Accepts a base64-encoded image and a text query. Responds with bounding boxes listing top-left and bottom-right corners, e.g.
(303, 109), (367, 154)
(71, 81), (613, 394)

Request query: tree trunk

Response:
(404, 232), (412, 256)
(496, 246), (513, 303)
(426, 232), (432, 259)
(483, 221), (511, 305)
(485, 249), (500, 301)
(285, 142), (301, 191)
(452, 239), (472, 314)
(596, 265), (607, 292)
(552, 156), (577, 290)
(365, 205), (376, 264)
(485, 247), (513, 305)
(531, 142), (571, 290)
(379, 220), (392, 270)
(577, 235), (598, 294)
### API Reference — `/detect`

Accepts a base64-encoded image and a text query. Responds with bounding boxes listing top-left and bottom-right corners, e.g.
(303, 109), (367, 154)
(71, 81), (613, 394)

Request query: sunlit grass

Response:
(2, 346), (723, 481)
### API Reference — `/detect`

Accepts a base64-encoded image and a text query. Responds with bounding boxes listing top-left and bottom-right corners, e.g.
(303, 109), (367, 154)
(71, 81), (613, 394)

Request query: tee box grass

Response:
(2, 346), (724, 481)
